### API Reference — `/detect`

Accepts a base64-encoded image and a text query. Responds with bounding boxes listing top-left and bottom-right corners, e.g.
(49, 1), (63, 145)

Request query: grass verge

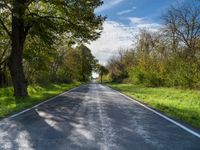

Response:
(107, 83), (200, 129)
(0, 82), (81, 118)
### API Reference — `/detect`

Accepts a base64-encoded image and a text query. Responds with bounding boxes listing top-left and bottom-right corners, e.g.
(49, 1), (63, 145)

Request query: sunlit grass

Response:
(107, 83), (200, 129)
(0, 83), (81, 118)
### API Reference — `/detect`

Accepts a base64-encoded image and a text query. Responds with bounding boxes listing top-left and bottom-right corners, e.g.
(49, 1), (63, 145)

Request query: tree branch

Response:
(27, 12), (66, 21)
(25, 0), (38, 7)
(0, 18), (11, 38)
(0, 1), (12, 11)
(0, 48), (7, 63)
(24, 23), (33, 37)
(0, 57), (9, 66)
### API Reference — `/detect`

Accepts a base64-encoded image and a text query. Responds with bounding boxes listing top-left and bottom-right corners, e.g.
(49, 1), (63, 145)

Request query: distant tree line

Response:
(106, 1), (200, 88)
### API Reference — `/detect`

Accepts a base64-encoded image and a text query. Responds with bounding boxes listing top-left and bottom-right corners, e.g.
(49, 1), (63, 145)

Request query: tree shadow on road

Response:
(0, 86), (100, 150)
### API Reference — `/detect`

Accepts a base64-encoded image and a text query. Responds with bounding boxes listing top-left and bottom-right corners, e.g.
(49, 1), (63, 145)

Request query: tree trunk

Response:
(8, 42), (28, 97)
(8, 0), (28, 97)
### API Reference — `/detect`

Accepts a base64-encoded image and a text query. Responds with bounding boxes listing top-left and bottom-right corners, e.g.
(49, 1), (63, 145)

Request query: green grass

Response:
(107, 83), (200, 129)
(0, 82), (81, 118)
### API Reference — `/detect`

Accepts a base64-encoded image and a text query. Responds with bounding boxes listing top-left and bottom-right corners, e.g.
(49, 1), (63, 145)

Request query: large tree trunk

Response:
(8, 40), (28, 97)
(8, 0), (28, 97)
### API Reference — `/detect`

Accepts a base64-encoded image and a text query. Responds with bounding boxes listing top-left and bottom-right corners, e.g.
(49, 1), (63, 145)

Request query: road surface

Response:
(0, 84), (199, 150)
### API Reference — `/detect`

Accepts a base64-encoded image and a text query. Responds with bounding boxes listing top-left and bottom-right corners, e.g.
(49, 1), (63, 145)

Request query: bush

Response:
(129, 67), (145, 84)
(144, 72), (164, 87)
(165, 59), (200, 88)
(129, 67), (164, 87)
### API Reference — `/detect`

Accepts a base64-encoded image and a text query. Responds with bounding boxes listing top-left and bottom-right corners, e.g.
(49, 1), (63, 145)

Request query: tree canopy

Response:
(0, 0), (105, 96)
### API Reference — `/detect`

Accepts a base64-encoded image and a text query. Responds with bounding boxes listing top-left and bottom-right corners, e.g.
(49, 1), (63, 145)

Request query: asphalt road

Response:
(0, 84), (200, 150)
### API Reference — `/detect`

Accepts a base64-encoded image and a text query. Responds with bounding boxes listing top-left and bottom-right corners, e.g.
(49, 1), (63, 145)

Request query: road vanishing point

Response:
(0, 84), (200, 150)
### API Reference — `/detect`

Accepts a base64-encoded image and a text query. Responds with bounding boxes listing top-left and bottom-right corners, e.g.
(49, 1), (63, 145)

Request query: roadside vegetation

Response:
(0, 0), (104, 97)
(0, 83), (80, 118)
(0, 1), (104, 118)
(108, 84), (200, 128)
(102, 1), (200, 128)
(106, 1), (200, 88)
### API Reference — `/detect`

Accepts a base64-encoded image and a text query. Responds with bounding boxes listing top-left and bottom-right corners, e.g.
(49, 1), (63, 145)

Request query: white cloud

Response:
(87, 21), (134, 65)
(117, 6), (136, 15)
(88, 18), (162, 65)
(129, 17), (144, 24)
(129, 17), (163, 32)
(95, 0), (125, 13)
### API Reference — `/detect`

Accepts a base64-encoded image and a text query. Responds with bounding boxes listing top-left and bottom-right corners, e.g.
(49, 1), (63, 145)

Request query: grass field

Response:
(107, 83), (200, 129)
(0, 83), (81, 118)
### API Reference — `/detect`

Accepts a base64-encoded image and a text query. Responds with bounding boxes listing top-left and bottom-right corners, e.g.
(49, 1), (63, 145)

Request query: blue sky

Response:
(96, 0), (175, 25)
(88, 0), (190, 65)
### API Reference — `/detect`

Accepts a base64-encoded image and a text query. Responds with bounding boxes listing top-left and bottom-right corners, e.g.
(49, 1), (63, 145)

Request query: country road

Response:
(0, 84), (199, 150)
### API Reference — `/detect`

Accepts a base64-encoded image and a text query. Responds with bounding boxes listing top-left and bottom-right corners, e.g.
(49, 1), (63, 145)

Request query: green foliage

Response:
(0, 82), (81, 118)
(23, 41), (96, 84)
(0, 0), (105, 96)
(96, 64), (109, 83)
(129, 67), (164, 87)
(23, 36), (55, 84)
(107, 28), (200, 88)
(24, 0), (105, 44)
(108, 83), (200, 128)
(129, 67), (145, 84)
(107, 1), (200, 88)
(97, 65), (109, 76)
(78, 45), (97, 81)
(165, 59), (200, 87)
(107, 51), (129, 83)
(0, 25), (10, 87)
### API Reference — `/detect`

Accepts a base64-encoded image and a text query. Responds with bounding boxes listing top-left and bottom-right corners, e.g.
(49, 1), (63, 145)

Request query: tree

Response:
(23, 36), (56, 84)
(64, 48), (82, 82)
(107, 50), (129, 82)
(163, 1), (200, 59)
(79, 45), (97, 82)
(0, 0), (104, 97)
(97, 64), (108, 83)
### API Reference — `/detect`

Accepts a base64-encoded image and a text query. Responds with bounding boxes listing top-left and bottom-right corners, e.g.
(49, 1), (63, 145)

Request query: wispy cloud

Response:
(95, 0), (125, 13)
(117, 6), (136, 15)
(129, 17), (162, 32)
(128, 17), (144, 24)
